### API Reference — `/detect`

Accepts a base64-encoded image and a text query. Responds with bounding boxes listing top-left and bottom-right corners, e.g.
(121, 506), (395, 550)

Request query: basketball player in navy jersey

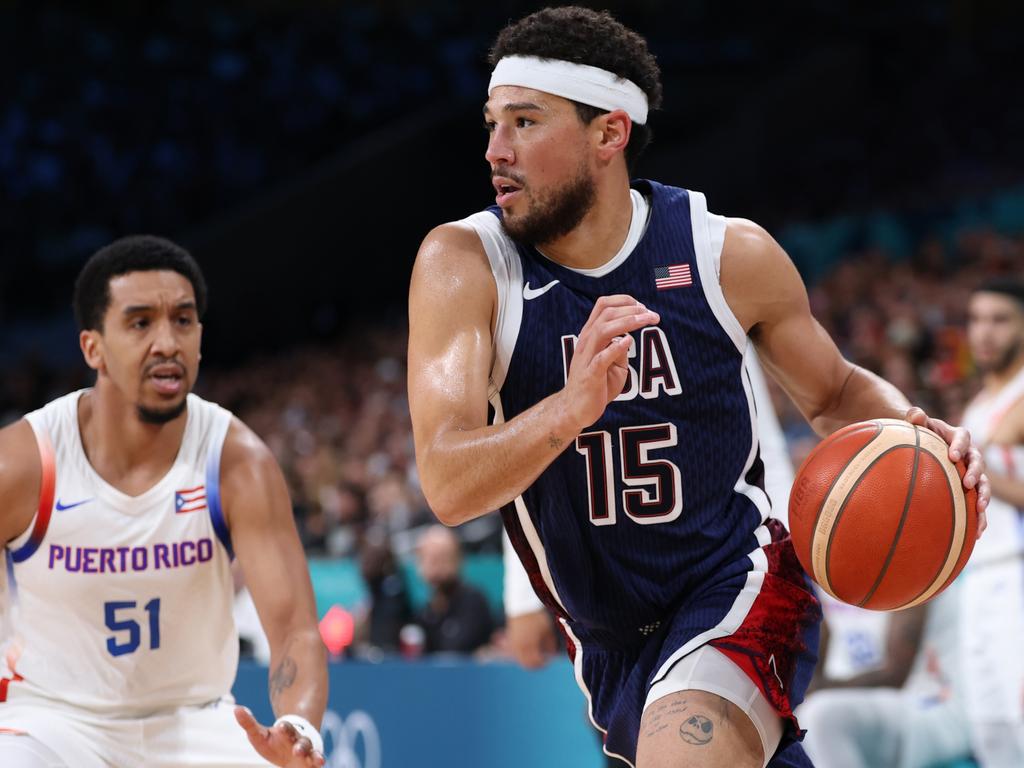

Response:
(407, 7), (989, 768)
(0, 237), (327, 767)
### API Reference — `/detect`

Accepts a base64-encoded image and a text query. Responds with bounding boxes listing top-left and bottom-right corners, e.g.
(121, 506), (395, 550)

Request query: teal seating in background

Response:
(308, 554), (505, 619)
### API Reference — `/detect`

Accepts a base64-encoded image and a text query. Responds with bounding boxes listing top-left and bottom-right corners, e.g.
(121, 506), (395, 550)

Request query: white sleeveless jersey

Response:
(0, 390), (239, 716)
(958, 365), (1024, 726)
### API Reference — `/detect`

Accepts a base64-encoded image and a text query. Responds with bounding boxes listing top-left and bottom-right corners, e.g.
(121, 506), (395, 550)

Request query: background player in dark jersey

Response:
(407, 7), (989, 768)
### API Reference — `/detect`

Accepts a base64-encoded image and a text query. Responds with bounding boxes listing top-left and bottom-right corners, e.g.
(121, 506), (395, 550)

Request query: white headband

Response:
(488, 55), (649, 125)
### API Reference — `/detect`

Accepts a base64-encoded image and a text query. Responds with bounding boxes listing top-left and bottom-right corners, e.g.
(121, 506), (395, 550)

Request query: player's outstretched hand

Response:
(905, 406), (990, 537)
(235, 706), (325, 767)
(564, 295), (660, 429)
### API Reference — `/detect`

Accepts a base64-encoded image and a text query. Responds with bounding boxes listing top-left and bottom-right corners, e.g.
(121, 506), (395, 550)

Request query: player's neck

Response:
(983, 353), (1024, 394)
(537, 173), (634, 270)
(78, 386), (188, 495)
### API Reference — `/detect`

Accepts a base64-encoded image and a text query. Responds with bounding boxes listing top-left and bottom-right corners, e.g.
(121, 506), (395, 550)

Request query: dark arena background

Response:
(1, 2), (1022, 766)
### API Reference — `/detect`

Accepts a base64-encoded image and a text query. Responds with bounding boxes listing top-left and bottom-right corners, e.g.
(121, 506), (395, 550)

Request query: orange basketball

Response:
(788, 418), (978, 611)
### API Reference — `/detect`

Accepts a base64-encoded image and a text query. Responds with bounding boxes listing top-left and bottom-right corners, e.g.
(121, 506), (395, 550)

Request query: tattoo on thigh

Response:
(679, 714), (714, 746)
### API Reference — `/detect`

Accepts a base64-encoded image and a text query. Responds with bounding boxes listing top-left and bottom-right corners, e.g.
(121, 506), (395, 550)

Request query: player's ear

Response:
(80, 329), (104, 372)
(594, 109), (631, 162)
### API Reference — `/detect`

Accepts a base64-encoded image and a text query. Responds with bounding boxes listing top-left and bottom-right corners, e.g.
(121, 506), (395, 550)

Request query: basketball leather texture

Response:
(789, 418), (977, 611)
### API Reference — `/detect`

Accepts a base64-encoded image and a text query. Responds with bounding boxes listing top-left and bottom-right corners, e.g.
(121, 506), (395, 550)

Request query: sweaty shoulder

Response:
(410, 220), (498, 331)
(218, 417), (282, 526)
(0, 419), (43, 543)
(719, 217), (809, 334)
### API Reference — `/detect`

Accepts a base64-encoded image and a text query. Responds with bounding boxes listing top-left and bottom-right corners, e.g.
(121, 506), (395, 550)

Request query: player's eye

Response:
(483, 120), (496, 132)
(516, 117), (534, 128)
(131, 318), (149, 330)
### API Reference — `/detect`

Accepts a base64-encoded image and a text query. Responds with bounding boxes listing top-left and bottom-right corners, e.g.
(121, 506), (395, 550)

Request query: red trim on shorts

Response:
(0, 673), (24, 703)
(708, 523), (820, 731)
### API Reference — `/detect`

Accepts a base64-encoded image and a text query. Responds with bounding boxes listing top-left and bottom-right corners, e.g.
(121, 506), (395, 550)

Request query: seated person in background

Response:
(799, 590), (972, 768)
(354, 532), (412, 655)
(415, 526), (495, 654)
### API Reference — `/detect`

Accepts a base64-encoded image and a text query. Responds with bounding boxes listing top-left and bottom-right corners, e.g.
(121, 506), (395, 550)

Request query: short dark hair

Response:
(73, 235), (208, 331)
(973, 277), (1024, 308)
(489, 6), (663, 171)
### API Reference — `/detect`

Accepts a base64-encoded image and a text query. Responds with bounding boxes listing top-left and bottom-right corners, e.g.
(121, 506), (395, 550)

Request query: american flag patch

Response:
(175, 485), (207, 514)
(654, 264), (693, 290)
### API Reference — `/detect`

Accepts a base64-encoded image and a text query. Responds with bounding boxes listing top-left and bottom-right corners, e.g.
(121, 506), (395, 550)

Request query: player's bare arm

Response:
(408, 223), (660, 525)
(0, 420), (43, 546)
(220, 418), (328, 767)
(983, 398), (1024, 507)
(720, 218), (990, 519)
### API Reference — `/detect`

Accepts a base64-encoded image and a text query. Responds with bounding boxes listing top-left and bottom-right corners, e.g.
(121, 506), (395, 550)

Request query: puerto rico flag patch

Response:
(175, 485), (207, 514)
(654, 264), (693, 290)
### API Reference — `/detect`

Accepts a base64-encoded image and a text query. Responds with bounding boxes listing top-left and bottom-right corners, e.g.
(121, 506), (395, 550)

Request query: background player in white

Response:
(408, 8), (989, 766)
(0, 236), (328, 767)
(958, 277), (1024, 766)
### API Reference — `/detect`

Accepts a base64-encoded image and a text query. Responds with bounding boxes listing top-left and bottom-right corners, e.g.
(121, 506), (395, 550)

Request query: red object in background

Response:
(319, 604), (354, 657)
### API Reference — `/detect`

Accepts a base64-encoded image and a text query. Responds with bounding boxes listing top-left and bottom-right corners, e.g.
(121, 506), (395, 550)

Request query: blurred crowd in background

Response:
(2, 2), (1023, 673)
(5, 223), (1022, 661)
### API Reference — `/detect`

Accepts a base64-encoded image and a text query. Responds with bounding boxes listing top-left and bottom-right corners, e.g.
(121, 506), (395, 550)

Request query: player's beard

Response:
(502, 159), (596, 247)
(137, 398), (188, 425)
(977, 336), (1024, 376)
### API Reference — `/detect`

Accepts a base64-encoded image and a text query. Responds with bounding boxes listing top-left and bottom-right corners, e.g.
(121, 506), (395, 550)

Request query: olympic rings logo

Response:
(322, 709), (382, 768)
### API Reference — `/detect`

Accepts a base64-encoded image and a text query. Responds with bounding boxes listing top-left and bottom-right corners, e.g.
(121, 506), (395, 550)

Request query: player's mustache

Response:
(142, 357), (186, 377)
(491, 166), (526, 188)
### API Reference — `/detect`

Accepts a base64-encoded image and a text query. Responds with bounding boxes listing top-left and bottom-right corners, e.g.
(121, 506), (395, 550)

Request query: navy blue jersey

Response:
(465, 181), (774, 651)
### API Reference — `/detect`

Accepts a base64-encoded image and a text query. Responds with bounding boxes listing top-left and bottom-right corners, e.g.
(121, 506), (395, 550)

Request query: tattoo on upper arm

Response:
(680, 714), (714, 746)
(270, 655), (298, 702)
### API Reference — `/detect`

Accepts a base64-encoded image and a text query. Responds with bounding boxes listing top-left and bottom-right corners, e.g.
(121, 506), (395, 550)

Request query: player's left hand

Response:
(905, 406), (990, 537)
(234, 706), (325, 767)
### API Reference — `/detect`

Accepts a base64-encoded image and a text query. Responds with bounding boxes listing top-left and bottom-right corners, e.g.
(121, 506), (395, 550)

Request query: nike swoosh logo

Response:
(523, 280), (559, 300)
(55, 498), (93, 512)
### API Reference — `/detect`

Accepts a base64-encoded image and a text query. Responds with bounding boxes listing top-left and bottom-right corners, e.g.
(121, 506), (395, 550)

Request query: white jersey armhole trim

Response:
(460, 211), (524, 396)
(503, 529), (545, 617)
(690, 192), (746, 353)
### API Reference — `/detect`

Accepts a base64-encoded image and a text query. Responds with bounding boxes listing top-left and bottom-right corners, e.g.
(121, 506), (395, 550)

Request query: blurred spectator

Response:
(354, 532), (413, 655)
(414, 525), (495, 655)
(800, 591), (971, 768)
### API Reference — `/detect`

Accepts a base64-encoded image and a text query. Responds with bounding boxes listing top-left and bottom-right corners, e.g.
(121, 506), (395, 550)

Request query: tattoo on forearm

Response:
(679, 714), (714, 746)
(270, 656), (298, 702)
(548, 434), (564, 450)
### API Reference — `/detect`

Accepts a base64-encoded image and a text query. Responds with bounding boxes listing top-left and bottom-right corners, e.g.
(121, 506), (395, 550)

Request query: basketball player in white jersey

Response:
(958, 277), (1024, 766)
(0, 236), (328, 767)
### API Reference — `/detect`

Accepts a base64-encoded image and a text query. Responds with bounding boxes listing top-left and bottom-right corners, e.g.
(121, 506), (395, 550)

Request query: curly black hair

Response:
(489, 6), (662, 170)
(73, 235), (207, 331)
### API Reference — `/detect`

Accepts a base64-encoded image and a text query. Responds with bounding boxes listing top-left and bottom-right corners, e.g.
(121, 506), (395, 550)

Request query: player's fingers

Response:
(976, 471), (991, 514)
(291, 734), (314, 757)
(579, 296), (649, 337)
(961, 443), (985, 489)
(585, 311), (659, 351)
(904, 406), (928, 426)
(234, 707), (270, 744)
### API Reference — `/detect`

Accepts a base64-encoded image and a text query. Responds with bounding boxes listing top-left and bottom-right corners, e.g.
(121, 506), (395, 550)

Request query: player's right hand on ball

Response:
(235, 706), (325, 767)
(563, 295), (660, 430)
